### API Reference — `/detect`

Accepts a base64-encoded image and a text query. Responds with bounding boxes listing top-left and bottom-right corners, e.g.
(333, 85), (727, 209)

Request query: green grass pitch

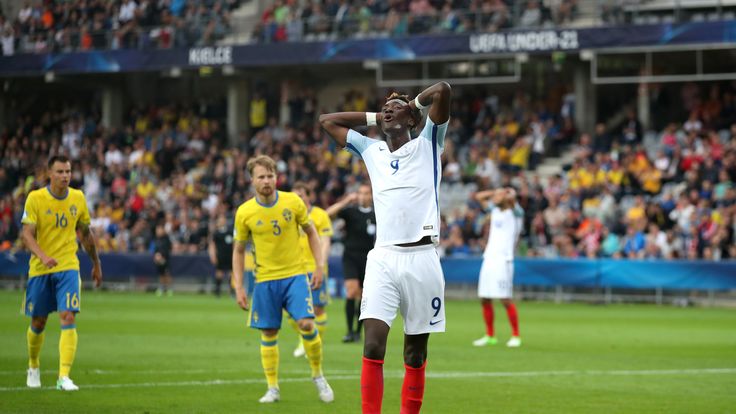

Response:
(0, 290), (735, 413)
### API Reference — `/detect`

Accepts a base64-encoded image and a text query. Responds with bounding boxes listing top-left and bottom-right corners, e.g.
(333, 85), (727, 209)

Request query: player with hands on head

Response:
(320, 81), (452, 414)
(473, 187), (524, 348)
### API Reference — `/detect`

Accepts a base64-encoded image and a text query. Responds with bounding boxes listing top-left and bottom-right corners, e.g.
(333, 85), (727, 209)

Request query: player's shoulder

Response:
(25, 188), (44, 202)
(236, 198), (258, 216)
(68, 187), (87, 200)
(279, 191), (304, 207)
(311, 206), (331, 221)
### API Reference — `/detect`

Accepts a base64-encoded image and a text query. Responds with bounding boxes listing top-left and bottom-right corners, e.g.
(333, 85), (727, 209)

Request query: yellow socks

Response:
(59, 325), (77, 378)
(260, 333), (279, 388)
(300, 327), (323, 378)
(315, 313), (328, 337)
(27, 326), (45, 369)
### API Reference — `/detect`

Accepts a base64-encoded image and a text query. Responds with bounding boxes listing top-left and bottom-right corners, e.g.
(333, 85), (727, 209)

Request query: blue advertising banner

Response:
(2, 253), (736, 290)
(1, 21), (735, 75)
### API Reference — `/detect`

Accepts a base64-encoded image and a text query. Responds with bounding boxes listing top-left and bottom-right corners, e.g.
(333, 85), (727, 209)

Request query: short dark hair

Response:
(48, 155), (71, 168)
(385, 92), (421, 130)
(292, 181), (311, 196)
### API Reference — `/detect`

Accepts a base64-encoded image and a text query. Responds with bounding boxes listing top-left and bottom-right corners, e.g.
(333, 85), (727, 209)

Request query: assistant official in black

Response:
(208, 214), (234, 297)
(326, 183), (376, 343)
(153, 223), (173, 296)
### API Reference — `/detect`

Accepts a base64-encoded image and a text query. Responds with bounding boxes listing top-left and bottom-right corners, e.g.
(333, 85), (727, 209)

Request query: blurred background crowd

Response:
(2, 79), (735, 261)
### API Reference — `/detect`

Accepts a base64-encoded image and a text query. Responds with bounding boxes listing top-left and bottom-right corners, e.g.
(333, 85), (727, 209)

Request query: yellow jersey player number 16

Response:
(21, 155), (103, 392)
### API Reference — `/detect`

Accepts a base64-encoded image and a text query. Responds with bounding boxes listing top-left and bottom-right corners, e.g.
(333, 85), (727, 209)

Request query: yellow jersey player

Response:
(21, 155), (102, 391)
(288, 181), (333, 358)
(231, 155), (334, 404)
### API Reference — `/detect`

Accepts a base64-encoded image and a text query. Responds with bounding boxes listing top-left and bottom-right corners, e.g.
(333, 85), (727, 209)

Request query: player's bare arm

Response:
(208, 239), (217, 265)
(411, 81), (452, 124)
(319, 112), (383, 147)
(325, 193), (357, 218)
(20, 223), (56, 268)
(320, 234), (331, 274)
(232, 240), (248, 310)
(77, 222), (103, 287)
(302, 222), (324, 290)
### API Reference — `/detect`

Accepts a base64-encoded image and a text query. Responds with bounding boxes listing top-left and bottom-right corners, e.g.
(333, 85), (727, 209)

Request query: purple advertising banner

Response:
(1, 21), (735, 76)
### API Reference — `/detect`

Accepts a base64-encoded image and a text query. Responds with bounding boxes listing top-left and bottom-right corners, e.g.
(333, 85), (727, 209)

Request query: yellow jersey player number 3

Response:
(231, 155), (334, 404)
(21, 155), (103, 392)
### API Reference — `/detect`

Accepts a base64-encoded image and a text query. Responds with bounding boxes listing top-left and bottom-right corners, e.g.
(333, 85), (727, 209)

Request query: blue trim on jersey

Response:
(260, 339), (278, 346)
(346, 143), (362, 158)
(431, 124), (439, 212)
(301, 330), (319, 340)
(255, 191), (279, 208)
(30, 325), (44, 334)
(46, 186), (69, 200)
(61, 324), (76, 330)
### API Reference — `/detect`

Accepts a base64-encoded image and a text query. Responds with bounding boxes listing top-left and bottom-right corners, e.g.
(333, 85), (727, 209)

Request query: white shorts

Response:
(478, 257), (514, 299)
(360, 244), (446, 335)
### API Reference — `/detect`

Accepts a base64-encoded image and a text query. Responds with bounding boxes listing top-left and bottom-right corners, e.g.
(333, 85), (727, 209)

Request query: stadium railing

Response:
(1, 252), (734, 305)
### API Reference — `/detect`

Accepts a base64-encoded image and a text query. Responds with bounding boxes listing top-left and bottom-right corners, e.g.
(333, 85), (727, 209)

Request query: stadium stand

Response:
(1, 81), (734, 263)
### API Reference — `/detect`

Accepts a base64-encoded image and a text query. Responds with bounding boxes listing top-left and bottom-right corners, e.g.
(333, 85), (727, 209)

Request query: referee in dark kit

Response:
(208, 214), (234, 297)
(326, 183), (376, 343)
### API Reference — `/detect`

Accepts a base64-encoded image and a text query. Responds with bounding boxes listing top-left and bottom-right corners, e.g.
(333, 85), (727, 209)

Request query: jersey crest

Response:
(282, 209), (292, 222)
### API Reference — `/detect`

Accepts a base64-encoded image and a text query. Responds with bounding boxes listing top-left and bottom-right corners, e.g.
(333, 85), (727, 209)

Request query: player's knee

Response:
(403, 347), (427, 368)
(59, 311), (75, 326)
(297, 319), (314, 332)
(363, 340), (386, 360)
(31, 317), (47, 331)
(313, 307), (325, 317)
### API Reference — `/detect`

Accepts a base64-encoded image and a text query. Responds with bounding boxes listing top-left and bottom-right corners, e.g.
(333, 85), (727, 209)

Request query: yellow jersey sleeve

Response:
(299, 207), (333, 273)
(233, 204), (250, 242)
(314, 208), (334, 237)
(294, 195), (309, 228)
(21, 192), (38, 225)
(77, 192), (91, 227)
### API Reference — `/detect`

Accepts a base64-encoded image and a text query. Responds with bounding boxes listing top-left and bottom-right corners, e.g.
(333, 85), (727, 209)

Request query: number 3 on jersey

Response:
(271, 220), (281, 236)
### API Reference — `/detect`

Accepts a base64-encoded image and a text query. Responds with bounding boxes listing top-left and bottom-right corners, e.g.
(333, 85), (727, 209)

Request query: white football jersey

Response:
(346, 117), (448, 247)
(483, 203), (524, 259)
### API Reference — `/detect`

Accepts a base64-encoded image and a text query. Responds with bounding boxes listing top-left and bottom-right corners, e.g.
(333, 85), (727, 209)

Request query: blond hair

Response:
(247, 155), (277, 176)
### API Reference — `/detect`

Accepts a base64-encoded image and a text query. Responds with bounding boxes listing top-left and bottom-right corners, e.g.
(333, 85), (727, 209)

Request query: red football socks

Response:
(505, 302), (520, 337)
(400, 361), (426, 414)
(482, 301), (494, 337)
(361, 357), (384, 414)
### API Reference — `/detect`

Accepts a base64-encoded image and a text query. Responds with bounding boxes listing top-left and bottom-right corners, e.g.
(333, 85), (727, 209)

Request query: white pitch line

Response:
(1, 368), (734, 392)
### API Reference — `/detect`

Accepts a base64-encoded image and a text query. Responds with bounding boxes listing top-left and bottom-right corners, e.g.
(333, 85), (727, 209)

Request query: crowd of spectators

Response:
(1, 81), (735, 263)
(0, 0), (239, 56)
(439, 82), (736, 260)
(252, 0), (582, 43)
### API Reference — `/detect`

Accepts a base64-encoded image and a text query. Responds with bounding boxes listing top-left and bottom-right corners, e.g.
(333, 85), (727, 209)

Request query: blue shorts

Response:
(309, 273), (329, 308)
(249, 274), (314, 329)
(24, 270), (81, 317)
(246, 271), (256, 297)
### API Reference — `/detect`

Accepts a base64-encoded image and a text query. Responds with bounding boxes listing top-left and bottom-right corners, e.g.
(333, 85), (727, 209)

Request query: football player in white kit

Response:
(319, 81), (451, 414)
(473, 188), (524, 348)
